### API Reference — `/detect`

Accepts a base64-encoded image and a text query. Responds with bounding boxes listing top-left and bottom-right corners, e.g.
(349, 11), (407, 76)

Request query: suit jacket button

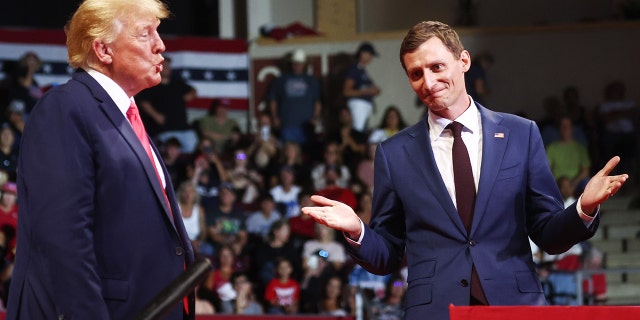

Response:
(175, 246), (184, 256)
(460, 279), (469, 287)
(469, 240), (476, 246)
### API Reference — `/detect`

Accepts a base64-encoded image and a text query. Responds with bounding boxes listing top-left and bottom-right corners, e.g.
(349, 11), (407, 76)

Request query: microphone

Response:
(134, 257), (213, 320)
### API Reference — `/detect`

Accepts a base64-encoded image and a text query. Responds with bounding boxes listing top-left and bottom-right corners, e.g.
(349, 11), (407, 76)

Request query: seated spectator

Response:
(176, 181), (207, 253)
(247, 112), (281, 184)
(198, 98), (240, 154)
(246, 193), (282, 240)
(192, 137), (229, 214)
(315, 164), (358, 211)
(327, 107), (367, 173)
(276, 141), (311, 190)
(288, 193), (317, 249)
(318, 275), (349, 316)
(162, 137), (190, 187)
(250, 219), (301, 296)
(227, 148), (263, 207)
(546, 116), (591, 193)
(0, 182), (17, 257)
(205, 183), (248, 256)
(201, 245), (239, 311)
(302, 223), (347, 273)
(300, 248), (337, 314)
(370, 274), (406, 320)
(264, 257), (300, 314)
(221, 271), (264, 315)
(5, 100), (25, 152)
(354, 143), (376, 194)
(0, 124), (18, 182)
(582, 244), (607, 305)
(368, 105), (408, 144)
(270, 165), (302, 218)
(310, 141), (351, 191)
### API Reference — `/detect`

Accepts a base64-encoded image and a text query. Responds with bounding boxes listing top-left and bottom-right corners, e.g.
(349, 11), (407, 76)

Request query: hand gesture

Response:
(580, 156), (629, 214)
(301, 195), (362, 238)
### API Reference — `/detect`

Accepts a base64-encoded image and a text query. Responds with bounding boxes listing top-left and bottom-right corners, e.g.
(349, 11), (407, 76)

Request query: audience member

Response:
(192, 137), (229, 213)
(268, 49), (322, 147)
(162, 136), (190, 187)
(288, 193), (317, 249)
(300, 249), (336, 314)
(370, 274), (406, 320)
(327, 107), (368, 172)
(277, 141), (311, 189)
(247, 112), (281, 184)
(0, 124), (18, 182)
(201, 245), (239, 311)
(198, 98), (240, 154)
(310, 141), (351, 191)
(270, 165), (302, 218)
(597, 80), (638, 180)
(368, 105), (409, 144)
(176, 181), (207, 252)
(221, 271), (264, 315)
(5, 100), (25, 151)
(264, 257), (300, 314)
(10, 51), (43, 113)
(546, 116), (591, 192)
(302, 223), (347, 273)
(227, 148), (263, 207)
(136, 56), (198, 152)
(205, 183), (248, 256)
(0, 182), (17, 258)
(317, 275), (349, 316)
(250, 219), (301, 299)
(343, 42), (381, 132)
(246, 193), (282, 240)
(354, 143), (376, 194)
(464, 51), (493, 105)
(315, 164), (358, 211)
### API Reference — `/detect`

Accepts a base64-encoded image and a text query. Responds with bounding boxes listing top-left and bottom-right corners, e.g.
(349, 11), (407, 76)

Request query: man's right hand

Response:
(301, 195), (362, 239)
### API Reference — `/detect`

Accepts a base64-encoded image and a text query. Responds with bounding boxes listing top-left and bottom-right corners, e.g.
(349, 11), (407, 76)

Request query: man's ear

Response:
(92, 39), (113, 64)
(460, 50), (471, 72)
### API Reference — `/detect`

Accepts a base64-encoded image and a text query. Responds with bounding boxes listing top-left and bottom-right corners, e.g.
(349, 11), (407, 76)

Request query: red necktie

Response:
(447, 121), (488, 305)
(127, 100), (190, 315)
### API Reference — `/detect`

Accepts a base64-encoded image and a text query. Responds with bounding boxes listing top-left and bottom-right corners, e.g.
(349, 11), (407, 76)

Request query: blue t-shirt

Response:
(345, 63), (375, 102)
(268, 73), (320, 127)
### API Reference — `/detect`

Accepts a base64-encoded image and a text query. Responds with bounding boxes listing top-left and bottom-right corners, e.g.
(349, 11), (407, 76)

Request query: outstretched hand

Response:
(301, 195), (363, 239)
(580, 156), (629, 214)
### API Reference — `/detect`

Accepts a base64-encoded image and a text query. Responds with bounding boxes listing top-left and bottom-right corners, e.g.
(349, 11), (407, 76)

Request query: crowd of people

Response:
(0, 37), (636, 316)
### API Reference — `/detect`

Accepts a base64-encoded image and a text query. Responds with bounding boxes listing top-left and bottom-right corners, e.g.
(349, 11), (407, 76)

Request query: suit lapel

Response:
(404, 119), (468, 235)
(472, 105), (509, 235)
(74, 71), (175, 226)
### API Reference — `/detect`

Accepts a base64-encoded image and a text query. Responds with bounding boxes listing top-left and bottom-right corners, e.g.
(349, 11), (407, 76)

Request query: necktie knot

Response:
(447, 121), (464, 137)
(127, 101), (139, 118)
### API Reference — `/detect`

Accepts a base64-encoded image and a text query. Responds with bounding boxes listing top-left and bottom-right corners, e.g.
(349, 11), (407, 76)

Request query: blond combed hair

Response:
(65, 0), (169, 69)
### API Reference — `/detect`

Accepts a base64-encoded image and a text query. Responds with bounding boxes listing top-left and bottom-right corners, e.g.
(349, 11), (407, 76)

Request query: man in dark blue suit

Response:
(7, 0), (195, 319)
(303, 21), (628, 320)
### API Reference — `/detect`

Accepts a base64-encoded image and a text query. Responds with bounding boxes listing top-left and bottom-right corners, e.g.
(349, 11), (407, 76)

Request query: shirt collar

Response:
(85, 68), (133, 117)
(428, 96), (481, 140)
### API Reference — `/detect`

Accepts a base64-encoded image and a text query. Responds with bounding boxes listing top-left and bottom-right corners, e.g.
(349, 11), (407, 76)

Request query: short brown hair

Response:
(399, 21), (464, 71)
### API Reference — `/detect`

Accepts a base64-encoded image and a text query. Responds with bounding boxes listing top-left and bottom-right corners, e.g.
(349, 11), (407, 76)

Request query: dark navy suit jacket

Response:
(348, 104), (598, 320)
(7, 70), (195, 319)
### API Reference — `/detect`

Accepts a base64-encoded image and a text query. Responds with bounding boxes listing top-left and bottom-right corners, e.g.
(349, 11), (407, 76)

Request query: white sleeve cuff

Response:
(343, 219), (365, 246)
(577, 194), (598, 226)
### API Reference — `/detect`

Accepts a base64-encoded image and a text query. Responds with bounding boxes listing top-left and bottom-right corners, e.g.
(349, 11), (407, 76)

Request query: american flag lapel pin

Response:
(494, 132), (505, 138)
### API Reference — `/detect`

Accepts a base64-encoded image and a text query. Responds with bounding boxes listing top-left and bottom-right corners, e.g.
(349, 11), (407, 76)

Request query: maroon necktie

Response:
(447, 121), (488, 305)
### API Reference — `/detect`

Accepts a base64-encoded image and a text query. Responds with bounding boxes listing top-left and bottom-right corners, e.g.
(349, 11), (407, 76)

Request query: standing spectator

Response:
(270, 165), (302, 218)
(264, 257), (301, 314)
(137, 56), (198, 153)
(177, 181), (207, 252)
(198, 98), (240, 154)
(246, 194), (282, 240)
(343, 42), (381, 132)
(0, 124), (18, 182)
(269, 49), (322, 147)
